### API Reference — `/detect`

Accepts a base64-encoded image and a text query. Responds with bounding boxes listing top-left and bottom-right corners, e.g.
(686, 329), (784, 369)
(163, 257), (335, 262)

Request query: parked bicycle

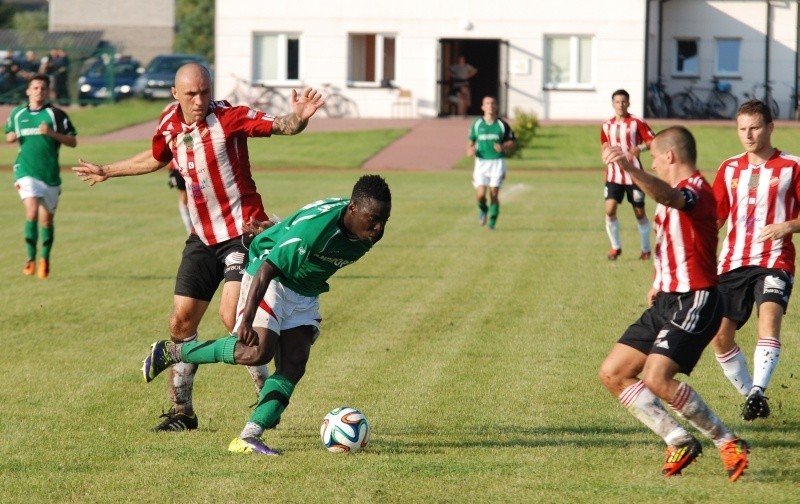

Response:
(742, 81), (779, 120)
(320, 83), (358, 118)
(646, 79), (672, 118)
(225, 74), (289, 116)
(670, 78), (738, 119)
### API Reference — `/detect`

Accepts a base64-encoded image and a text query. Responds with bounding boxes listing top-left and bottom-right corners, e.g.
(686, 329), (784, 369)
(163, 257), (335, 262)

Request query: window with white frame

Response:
(674, 39), (699, 77)
(253, 33), (300, 83)
(348, 33), (396, 85)
(715, 38), (740, 77)
(544, 35), (594, 89)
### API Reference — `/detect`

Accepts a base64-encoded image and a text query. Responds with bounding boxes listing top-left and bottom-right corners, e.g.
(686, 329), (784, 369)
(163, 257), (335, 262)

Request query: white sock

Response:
(246, 364), (270, 397)
(178, 200), (192, 234)
(668, 382), (734, 449)
(752, 337), (782, 393)
(619, 380), (691, 445)
(605, 217), (621, 250)
(715, 345), (752, 397)
(168, 333), (198, 413)
(240, 421), (264, 439)
(637, 217), (651, 253)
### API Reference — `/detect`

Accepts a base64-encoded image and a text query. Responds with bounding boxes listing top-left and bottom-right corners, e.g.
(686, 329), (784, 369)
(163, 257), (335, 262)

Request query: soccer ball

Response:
(320, 406), (370, 453)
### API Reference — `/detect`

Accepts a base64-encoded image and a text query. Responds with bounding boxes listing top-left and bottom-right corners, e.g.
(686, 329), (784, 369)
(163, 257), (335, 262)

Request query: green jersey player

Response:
(468, 96), (516, 230)
(5, 73), (77, 278)
(142, 174), (392, 455)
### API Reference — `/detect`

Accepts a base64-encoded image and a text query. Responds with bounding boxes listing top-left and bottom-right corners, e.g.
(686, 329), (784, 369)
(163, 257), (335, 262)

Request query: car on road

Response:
(133, 53), (210, 100)
(78, 56), (142, 103)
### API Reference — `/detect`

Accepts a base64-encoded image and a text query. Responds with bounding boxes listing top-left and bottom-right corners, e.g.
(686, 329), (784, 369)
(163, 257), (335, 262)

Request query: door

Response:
(438, 38), (502, 117)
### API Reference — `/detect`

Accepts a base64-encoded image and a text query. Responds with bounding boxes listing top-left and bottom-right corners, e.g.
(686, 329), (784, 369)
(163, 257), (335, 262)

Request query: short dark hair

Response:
(612, 89), (629, 100)
(655, 126), (697, 165)
(738, 98), (773, 124)
(352, 174), (391, 205)
(29, 73), (50, 88)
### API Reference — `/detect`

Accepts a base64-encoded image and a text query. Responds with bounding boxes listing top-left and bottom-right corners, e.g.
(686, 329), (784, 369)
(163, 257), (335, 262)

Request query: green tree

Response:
(174, 0), (214, 63)
(0, 1), (15, 28)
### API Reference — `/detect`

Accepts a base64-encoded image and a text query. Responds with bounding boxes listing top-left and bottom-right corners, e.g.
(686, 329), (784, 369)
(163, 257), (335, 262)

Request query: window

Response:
(349, 33), (396, 85)
(253, 33), (300, 83)
(544, 35), (594, 89)
(674, 39), (699, 77)
(715, 38), (740, 77)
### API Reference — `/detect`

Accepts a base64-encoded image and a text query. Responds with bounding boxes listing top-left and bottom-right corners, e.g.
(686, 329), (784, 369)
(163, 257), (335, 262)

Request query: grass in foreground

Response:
(0, 170), (798, 503)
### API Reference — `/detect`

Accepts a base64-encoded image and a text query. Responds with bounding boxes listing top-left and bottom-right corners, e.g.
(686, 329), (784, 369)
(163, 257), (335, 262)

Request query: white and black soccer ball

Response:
(320, 406), (370, 453)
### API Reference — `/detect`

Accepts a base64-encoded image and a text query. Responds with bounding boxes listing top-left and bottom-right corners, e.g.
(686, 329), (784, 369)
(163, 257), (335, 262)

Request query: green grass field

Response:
(1, 166), (799, 503)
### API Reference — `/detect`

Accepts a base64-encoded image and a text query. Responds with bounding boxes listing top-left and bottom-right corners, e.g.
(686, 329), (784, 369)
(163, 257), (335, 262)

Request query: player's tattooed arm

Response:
(272, 113), (308, 135)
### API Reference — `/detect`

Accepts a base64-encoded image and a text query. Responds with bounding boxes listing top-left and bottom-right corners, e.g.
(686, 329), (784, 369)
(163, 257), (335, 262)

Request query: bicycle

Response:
(742, 81), (779, 120)
(320, 83), (358, 118)
(225, 74), (289, 116)
(646, 79), (672, 118)
(670, 78), (738, 119)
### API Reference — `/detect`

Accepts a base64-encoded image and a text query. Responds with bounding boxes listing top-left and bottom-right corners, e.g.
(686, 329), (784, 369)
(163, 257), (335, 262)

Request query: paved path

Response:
(75, 115), (474, 171)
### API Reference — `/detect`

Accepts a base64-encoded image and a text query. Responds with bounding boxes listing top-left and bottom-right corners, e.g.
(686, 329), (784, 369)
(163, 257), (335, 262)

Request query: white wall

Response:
(656, 0), (798, 120)
(215, 0), (648, 120)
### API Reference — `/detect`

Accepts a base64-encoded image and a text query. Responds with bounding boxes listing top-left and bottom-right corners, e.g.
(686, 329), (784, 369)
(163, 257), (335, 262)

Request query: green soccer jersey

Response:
(5, 104), (77, 186)
(245, 198), (373, 297)
(469, 117), (516, 160)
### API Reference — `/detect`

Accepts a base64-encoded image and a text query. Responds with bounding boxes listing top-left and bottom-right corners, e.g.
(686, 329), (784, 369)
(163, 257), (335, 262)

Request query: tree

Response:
(0, 1), (14, 28)
(174, 0), (214, 63)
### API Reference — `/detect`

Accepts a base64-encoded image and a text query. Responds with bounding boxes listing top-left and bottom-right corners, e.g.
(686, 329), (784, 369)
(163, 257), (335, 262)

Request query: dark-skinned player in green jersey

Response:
(142, 174), (392, 455)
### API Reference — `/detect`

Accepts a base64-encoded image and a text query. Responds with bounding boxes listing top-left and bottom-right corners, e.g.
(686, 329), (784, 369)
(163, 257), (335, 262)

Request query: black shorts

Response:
(168, 168), (186, 191)
(618, 288), (722, 375)
(718, 266), (794, 328)
(604, 182), (645, 207)
(174, 234), (252, 301)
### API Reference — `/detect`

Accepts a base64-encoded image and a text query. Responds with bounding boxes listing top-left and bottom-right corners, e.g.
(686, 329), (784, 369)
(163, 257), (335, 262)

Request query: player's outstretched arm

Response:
(72, 150), (167, 186)
(272, 87), (324, 136)
(602, 145), (686, 209)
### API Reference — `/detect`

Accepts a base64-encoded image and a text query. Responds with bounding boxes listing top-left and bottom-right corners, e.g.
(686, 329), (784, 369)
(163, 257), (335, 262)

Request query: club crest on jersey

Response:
(183, 134), (193, 150)
(731, 178), (738, 190)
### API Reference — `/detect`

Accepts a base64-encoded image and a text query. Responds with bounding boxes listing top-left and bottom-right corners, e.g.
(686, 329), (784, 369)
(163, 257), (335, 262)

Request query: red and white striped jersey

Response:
(714, 150), (800, 275)
(600, 115), (655, 185)
(653, 173), (719, 293)
(153, 100), (272, 246)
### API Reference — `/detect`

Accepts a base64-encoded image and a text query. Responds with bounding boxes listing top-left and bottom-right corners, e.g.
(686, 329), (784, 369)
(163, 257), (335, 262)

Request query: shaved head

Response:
(172, 63), (213, 124)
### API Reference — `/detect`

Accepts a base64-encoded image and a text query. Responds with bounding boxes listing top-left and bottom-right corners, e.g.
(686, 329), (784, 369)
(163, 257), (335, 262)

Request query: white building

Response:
(215, 0), (800, 120)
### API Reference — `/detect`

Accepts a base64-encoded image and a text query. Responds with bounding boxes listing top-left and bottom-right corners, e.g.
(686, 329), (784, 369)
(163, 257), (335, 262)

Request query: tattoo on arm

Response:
(272, 113), (308, 135)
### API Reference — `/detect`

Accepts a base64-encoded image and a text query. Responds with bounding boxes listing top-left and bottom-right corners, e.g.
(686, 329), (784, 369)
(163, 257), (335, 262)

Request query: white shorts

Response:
(15, 176), (61, 213)
(472, 158), (506, 188)
(234, 272), (322, 342)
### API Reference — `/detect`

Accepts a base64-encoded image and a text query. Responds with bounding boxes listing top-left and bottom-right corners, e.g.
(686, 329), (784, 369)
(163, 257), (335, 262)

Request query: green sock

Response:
(180, 336), (237, 365)
(24, 220), (37, 260)
(251, 374), (295, 429)
(478, 202), (488, 213)
(40, 224), (54, 261)
(489, 203), (500, 226)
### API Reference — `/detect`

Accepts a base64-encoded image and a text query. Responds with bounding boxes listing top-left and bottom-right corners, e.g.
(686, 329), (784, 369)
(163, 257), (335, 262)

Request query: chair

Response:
(391, 89), (413, 118)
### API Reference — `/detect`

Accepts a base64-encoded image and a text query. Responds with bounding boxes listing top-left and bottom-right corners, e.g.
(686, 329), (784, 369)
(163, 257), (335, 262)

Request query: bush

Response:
(510, 108), (538, 158)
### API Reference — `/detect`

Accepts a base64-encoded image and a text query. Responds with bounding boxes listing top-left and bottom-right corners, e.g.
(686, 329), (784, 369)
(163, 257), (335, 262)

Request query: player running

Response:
(598, 126), (750, 482)
(142, 175), (391, 455)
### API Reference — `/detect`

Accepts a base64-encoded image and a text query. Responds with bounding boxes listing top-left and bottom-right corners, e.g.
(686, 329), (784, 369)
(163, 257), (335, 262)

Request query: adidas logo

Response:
(656, 339), (670, 349)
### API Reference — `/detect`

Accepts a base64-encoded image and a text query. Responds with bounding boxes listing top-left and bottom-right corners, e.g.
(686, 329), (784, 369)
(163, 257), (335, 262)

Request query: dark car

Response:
(134, 53), (210, 100)
(78, 56), (142, 103)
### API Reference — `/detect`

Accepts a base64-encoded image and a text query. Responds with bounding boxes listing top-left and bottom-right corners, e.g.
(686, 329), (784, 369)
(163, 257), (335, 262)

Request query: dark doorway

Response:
(439, 39), (501, 117)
